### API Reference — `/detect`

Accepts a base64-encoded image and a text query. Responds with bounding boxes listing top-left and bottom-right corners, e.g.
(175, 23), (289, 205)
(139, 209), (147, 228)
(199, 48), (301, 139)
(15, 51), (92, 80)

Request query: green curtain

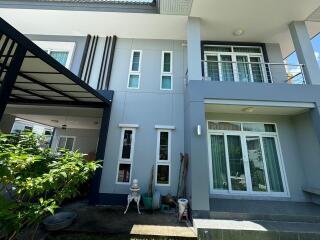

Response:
(211, 135), (228, 190)
(237, 56), (251, 82)
(227, 135), (247, 191)
(221, 55), (234, 82)
(206, 56), (220, 81)
(250, 57), (264, 82)
(263, 137), (284, 192)
(50, 51), (68, 66)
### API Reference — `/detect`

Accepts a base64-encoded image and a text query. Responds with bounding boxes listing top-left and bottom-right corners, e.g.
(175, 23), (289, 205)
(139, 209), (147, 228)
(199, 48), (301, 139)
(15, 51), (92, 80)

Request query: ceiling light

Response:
(242, 107), (254, 113)
(233, 29), (245, 36)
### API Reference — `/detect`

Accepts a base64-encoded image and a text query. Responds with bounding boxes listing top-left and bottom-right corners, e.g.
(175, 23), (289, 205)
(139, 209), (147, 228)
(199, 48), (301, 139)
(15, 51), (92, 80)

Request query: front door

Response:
(208, 122), (286, 196)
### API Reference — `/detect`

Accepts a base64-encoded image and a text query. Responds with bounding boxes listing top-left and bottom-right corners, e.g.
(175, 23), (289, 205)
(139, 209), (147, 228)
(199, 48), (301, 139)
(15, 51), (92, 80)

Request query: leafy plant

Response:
(0, 131), (101, 239)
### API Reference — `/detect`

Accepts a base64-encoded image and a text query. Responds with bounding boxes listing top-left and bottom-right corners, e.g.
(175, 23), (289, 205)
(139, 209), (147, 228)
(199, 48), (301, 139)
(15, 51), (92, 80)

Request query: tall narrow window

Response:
(161, 51), (173, 90)
(116, 128), (136, 184)
(156, 130), (171, 185)
(128, 50), (142, 89)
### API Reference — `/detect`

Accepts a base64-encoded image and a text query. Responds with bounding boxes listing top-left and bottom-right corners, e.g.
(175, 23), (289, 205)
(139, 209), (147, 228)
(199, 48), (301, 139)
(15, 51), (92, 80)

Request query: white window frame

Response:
(116, 128), (136, 184)
(155, 129), (171, 186)
(127, 50), (142, 89)
(207, 120), (289, 198)
(55, 135), (76, 152)
(160, 51), (173, 90)
(203, 45), (268, 83)
(33, 41), (75, 69)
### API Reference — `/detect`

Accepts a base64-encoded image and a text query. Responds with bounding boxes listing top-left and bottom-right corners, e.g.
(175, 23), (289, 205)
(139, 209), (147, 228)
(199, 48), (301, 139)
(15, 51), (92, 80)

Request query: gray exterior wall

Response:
(292, 112), (320, 190)
(265, 43), (288, 84)
(51, 128), (99, 154)
(99, 38), (186, 196)
(26, 34), (87, 75)
(185, 80), (320, 213)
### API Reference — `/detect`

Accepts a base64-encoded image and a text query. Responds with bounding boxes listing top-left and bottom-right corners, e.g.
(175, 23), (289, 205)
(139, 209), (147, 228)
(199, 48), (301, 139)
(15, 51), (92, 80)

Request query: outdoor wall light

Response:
(196, 125), (202, 136)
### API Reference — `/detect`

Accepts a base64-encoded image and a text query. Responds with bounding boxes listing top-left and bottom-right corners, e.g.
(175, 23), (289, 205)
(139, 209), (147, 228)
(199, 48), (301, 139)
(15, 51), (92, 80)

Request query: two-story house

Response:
(1, 0), (320, 237)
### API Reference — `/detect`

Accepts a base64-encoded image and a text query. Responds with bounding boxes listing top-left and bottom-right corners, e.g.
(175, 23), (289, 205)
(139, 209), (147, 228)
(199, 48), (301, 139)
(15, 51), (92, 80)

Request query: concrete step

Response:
(194, 219), (320, 240)
(130, 224), (197, 239)
(210, 199), (320, 223)
(210, 210), (320, 223)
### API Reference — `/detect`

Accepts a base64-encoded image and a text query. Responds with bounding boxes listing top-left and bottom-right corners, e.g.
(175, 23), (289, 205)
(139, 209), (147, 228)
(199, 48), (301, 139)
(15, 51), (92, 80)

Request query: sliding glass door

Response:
(208, 121), (286, 196)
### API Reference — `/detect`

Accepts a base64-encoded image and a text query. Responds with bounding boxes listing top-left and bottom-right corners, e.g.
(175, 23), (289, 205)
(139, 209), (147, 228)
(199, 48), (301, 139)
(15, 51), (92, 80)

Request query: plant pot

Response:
(43, 211), (77, 231)
(142, 193), (153, 210)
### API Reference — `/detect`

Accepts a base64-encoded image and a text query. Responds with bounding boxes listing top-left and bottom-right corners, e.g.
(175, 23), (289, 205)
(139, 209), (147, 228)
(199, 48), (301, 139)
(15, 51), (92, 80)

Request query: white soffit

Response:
(160, 0), (193, 16)
(0, 8), (187, 39)
(307, 6), (320, 21)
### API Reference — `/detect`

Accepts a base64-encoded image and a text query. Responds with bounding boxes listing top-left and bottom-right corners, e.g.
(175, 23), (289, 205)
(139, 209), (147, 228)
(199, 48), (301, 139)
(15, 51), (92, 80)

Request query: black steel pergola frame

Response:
(0, 17), (112, 204)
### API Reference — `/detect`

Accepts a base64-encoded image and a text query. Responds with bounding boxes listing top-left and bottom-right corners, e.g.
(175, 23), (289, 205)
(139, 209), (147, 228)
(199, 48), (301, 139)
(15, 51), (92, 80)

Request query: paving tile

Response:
(222, 230), (241, 240)
(279, 232), (299, 240)
(198, 229), (223, 240)
(241, 230), (278, 240)
(299, 233), (320, 240)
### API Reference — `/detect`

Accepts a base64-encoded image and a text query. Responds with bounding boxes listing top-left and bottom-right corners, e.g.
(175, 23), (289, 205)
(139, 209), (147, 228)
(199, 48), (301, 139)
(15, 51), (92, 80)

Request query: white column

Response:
(187, 17), (202, 81)
(289, 21), (320, 85)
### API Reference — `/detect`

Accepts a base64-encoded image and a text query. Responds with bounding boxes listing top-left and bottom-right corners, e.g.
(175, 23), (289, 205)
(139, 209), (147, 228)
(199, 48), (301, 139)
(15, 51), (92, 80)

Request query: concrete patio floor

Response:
(57, 201), (197, 239)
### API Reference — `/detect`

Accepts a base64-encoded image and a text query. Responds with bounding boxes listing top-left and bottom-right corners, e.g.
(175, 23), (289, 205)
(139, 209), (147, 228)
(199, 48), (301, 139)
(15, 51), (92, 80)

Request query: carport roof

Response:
(0, 17), (110, 108)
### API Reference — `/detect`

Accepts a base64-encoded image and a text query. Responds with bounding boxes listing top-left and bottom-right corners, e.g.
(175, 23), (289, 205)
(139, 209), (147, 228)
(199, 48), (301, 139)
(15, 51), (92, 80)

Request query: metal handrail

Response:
(199, 60), (306, 84)
(201, 60), (304, 67)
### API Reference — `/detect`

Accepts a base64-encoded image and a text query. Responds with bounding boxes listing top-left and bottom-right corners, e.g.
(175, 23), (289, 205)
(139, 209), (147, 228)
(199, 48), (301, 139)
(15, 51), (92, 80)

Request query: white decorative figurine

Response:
(124, 179), (141, 215)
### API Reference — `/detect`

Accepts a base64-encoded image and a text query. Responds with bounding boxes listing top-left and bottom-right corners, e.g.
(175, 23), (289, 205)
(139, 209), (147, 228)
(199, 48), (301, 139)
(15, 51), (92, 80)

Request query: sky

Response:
(284, 34), (320, 83)
(285, 33), (320, 65)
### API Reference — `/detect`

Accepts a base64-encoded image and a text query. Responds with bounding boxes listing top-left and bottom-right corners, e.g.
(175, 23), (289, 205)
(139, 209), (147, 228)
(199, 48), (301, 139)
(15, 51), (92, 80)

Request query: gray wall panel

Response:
(100, 38), (186, 196)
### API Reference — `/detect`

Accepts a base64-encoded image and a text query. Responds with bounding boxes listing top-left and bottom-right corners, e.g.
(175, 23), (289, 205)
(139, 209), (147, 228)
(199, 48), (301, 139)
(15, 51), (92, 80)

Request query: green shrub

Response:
(0, 132), (101, 239)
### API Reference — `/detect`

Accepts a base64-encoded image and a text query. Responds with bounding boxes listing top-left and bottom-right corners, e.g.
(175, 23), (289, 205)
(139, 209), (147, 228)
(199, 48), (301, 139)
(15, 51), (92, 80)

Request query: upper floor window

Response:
(203, 45), (268, 83)
(34, 41), (75, 69)
(127, 50), (142, 89)
(161, 51), (173, 90)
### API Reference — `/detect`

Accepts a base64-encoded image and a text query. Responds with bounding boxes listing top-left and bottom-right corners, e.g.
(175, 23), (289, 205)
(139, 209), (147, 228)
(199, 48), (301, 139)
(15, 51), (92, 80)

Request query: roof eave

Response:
(0, 1), (159, 14)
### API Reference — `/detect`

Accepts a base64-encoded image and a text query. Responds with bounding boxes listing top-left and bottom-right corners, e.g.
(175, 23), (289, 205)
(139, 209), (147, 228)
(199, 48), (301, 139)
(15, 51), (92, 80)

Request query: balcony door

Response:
(204, 45), (267, 83)
(207, 121), (287, 196)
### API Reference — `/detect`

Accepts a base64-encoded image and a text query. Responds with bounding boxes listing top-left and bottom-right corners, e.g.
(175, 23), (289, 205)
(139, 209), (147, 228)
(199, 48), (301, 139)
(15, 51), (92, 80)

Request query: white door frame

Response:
(207, 121), (289, 197)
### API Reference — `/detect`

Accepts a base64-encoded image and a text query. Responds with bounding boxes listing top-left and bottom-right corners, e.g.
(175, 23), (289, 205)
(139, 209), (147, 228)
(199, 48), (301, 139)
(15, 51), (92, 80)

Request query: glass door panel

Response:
(220, 55), (234, 82)
(206, 55), (220, 81)
(210, 135), (228, 190)
(262, 137), (284, 192)
(250, 57), (264, 82)
(236, 56), (251, 82)
(246, 136), (267, 192)
(226, 135), (247, 191)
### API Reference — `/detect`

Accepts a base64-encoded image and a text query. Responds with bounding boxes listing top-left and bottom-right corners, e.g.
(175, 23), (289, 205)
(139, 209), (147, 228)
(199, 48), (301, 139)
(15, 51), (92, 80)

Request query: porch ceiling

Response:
(5, 104), (103, 129)
(205, 102), (313, 116)
(190, 0), (320, 57)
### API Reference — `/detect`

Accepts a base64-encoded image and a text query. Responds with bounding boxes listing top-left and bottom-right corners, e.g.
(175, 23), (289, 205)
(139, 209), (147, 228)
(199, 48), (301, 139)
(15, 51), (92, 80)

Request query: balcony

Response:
(197, 60), (306, 85)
